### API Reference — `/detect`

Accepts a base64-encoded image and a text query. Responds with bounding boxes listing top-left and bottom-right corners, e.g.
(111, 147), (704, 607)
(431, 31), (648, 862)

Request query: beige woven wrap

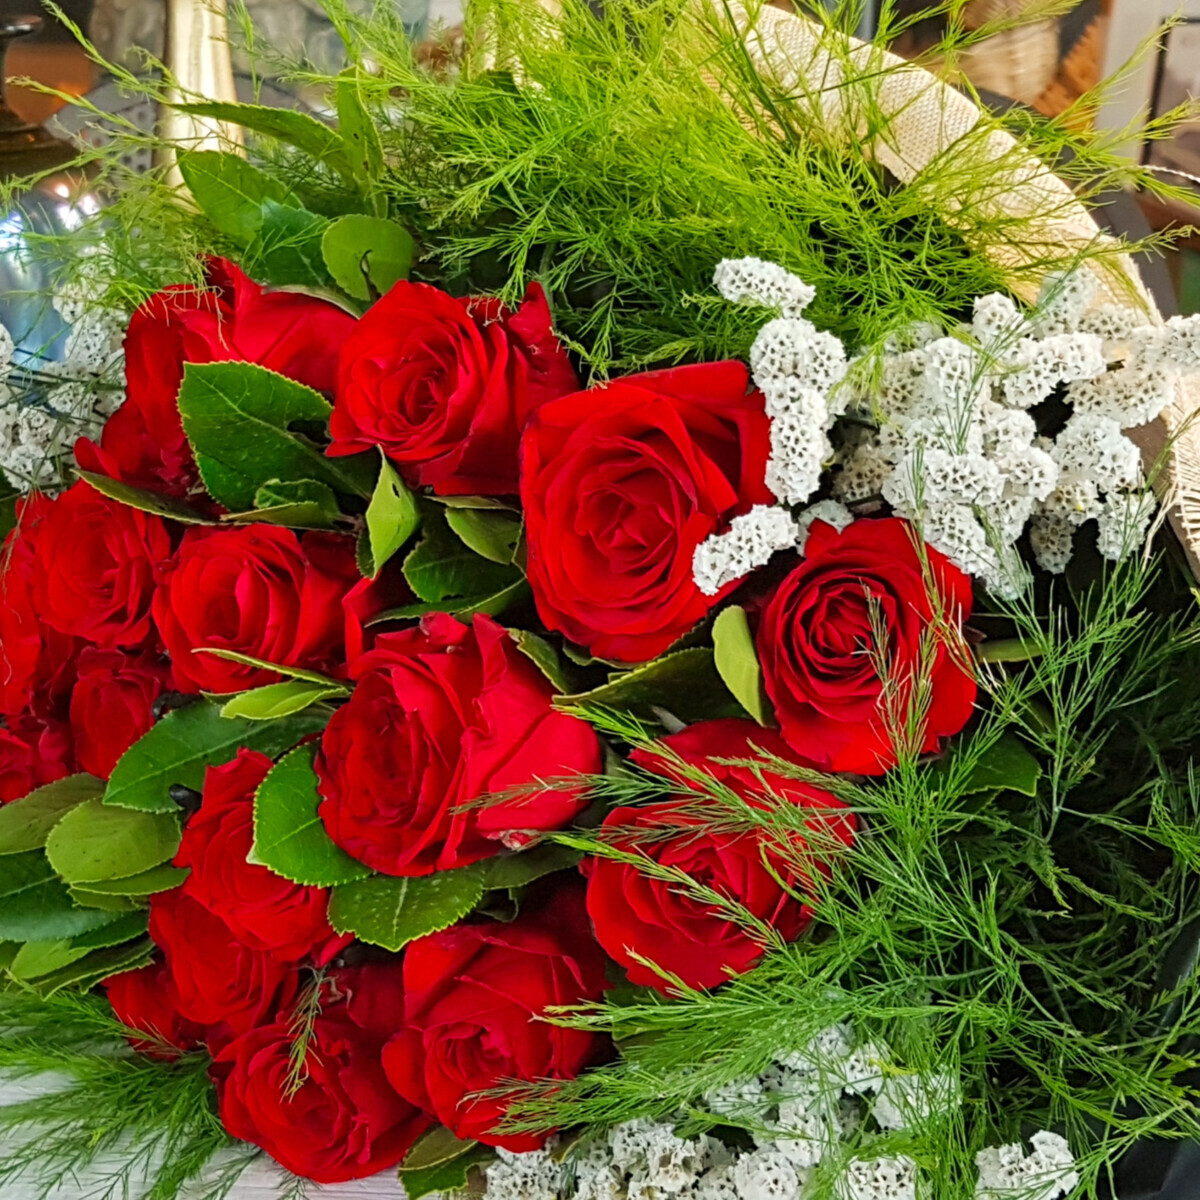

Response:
(519, 0), (1200, 577)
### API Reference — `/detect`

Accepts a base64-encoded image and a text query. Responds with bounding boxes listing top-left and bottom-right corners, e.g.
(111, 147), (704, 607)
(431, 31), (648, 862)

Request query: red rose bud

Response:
(316, 613), (601, 876)
(148, 887), (299, 1051)
(758, 517), (976, 775)
(585, 719), (856, 993)
(382, 879), (608, 1151)
(103, 958), (206, 1059)
(175, 750), (350, 964)
(69, 647), (172, 779)
(329, 281), (577, 496)
(520, 361), (772, 663)
(0, 495), (79, 719)
(213, 962), (431, 1184)
(153, 526), (359, 694)
(32, 481), (172, 651)
(0, 714), (74, 803)
(76, 257), (356, 497)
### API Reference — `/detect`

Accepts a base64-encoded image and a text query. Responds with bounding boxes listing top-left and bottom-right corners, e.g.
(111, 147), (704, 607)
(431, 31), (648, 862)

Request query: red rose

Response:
(213, 963), (430, 1183)
(76, 257), (356, 496)
(382, 881), (608, 1150)
(148, 887), (299, 1049)
(520, 362), (772, 663)
(329, 281), (577, 496)
(584, 719), (855, 993)
(316, 613), (601, 876)
(153, 526), (358, 694)
(0, 714), (74, 803)
(342, 557), (413, 666)
(758, 518), (976, 775)
(0, 496), (78, 719)
(175, 750), (350, 963)
(69, 647), (172, 780)
(103, 958), (206, 1058)
(31, 482), (172, 651)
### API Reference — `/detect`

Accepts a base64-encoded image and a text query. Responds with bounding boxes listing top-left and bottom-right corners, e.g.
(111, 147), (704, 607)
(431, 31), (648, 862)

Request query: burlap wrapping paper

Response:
(513, 0), (1200, 579)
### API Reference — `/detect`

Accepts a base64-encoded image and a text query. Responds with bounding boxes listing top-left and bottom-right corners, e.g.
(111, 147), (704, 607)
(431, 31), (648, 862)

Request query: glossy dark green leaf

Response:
(329, 867), (485, 952)
(75, 470), (216, 525)
(33, 938), (155, 996)
(244, 200), (331, 289)
(0, 852), (121, 942)
(68, 864), (189, 897)
(177, 149), (292, 245)
(45, 800), (181, 885)
(222, 479), (343, 531)
(403, 505), (522, 606)
(712, 605), (770, 725)
(959, 735), (1041, 797)
(252, 743), (372, 888)
(178, 361), (373, 511)
(103, 701), (328, 813)
(364, 454), (420, 576)
(322, 215), (414, 302)
(509, 629), (572, 693)
(220, 680), (347, 721)
(444, 507), (522, 565)
(336, 77), (385, 183)
(478, 843), (583, 890)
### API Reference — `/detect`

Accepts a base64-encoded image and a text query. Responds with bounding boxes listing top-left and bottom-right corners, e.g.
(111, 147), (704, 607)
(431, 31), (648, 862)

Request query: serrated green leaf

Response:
(444, 507), (523, 565)
(9, 939), (92, 981)
(177, 149), (291, 245)
(478, 843), (582, 891)
(245, 200), (331, 289)
(401, 1126), (482, 1172)
(223, 479), (343, 531)
(178, 361), (373, 511)
(69, 888), (141, 912)
(196, 648), (346, 688)
(400, 1131), (494, 1200)
(322, 215), (414, 302)
(75, 470), (216, 525)
(371, 579), (530, 625)
(0, 852), (122, 942)
(45, 800), (181, 885)
(329, 867), (485, 952)
(252, 743), (372, 887)
(555, 647), (744, 723)
(0, 774), (104, 855)
(712, 606), (770, 726)
(403, 505), (522, 605)
(172, 102), (353, 178)
(509, 629), (572, 693)
(72, 910), (150, 950)
(336, 78), (385, 184)
(958, 736), (1042, 797)
(32, 938), (155, 996)
(221, 680), (347, 721)
(103, 701), (328, 813)
(365, 454), (420, 577)
(69, 864), (189, 897)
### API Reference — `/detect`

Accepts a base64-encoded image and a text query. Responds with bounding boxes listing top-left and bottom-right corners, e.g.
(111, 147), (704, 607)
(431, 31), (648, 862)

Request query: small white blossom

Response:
(1131, 313), (1200, 371)
(765, 405), (830, 506)
(1052, 413), (1142, 494)
(730, 1146), (807, 1200)
(1000, 333), (1106, 409)
(1077, 304), (1143, 357)
(751, 318), (847, 394)
(1095, 490), (1157, 562)
(1031, 269), (1097, 337)
(795, 500), (854, 554)
(1029, 512), (1075, 575)
(714, 257), (816, 318)
(692, 506), (799, 596)
(972, 293), (1029, 346)
(834, 434), (894, 504)
(836, 1156), (918, 1200)
(485, 1147), (562, 1200)
(871, 1070), (959, 1132)
(975, 1131), (1078, 1200)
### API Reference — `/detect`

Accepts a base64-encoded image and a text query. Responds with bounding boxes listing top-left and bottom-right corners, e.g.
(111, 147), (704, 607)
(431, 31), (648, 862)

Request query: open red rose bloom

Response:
(0, 255), (977, 1184)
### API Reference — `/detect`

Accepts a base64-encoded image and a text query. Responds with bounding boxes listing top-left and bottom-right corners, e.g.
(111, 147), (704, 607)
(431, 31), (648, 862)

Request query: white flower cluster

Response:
(477, 1026), (1074, 1200)
(0, 262), (127, 493)
(696, 257), (1200, 597)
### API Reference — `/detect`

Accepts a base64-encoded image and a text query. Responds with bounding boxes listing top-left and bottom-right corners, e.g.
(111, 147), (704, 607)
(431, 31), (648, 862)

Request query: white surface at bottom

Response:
(0, 1075), (405, 1199)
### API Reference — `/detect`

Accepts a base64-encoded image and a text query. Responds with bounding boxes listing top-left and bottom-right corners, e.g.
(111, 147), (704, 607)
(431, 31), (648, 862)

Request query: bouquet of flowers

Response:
(4, 1), (1200, 1198)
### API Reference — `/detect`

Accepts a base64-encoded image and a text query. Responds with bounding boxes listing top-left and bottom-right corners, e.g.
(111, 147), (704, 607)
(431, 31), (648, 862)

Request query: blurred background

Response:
(0, 0), (1196, 310)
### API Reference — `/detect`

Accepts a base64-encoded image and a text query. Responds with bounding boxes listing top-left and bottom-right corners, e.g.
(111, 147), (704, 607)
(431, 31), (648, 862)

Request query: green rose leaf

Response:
(371, 579), (531, 626)
(399, 1139), (494, 1200)
(329, 867), (485, 952)
(172, 102), (353, 179)
(958, 735), (1042, 797)
(104, 700), (329, 813)
(8, 939), (91, 981)
(0, 774), (104, 855)
(478, 843), (583, 890)
(444, 507), (523, 565)
(33, 938), (155, 997)
(336, 77), (385, 184)
(69, 864), (189, 897)
(555, 647), (745, 723)
(178, 361), (374, 512)
(75, 470), (216, 525)
(195, 649), (345, 688)
(68, 888), (141, 912)
(252, 743), (372, 887)
(221, 680), (348, 722)
(322, 215), (415, 303)
(403, 505), (523, 606)
(176, 149), (293, 245)
(712, 605), (771, 726)
(222, 479), (344, 531)
(0, 852), (122, 942)
(509, 629), (573, 693)
(244, 200), (332, 289)
(401, 1126), (482, 1172)
(45, 800), (181, 885)
(364, 454), (421, 577)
